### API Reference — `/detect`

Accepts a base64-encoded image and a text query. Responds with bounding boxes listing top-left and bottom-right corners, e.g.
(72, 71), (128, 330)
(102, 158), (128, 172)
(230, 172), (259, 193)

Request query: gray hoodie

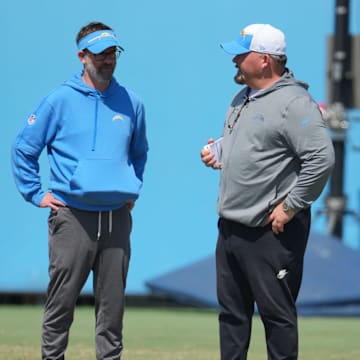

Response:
(217, 70), (335, 226)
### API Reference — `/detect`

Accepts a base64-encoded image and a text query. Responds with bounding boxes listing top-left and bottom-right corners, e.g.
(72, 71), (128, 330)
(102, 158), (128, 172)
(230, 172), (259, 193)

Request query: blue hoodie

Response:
(12, 72), (148, 211)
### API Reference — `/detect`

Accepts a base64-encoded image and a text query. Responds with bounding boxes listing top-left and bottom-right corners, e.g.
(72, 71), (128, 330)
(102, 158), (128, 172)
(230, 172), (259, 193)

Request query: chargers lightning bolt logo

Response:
(112, 114), (124, 121)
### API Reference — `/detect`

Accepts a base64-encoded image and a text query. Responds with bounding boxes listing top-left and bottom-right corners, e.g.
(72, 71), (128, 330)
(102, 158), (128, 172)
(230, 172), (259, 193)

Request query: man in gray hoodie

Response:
(201, 24), (334, 360)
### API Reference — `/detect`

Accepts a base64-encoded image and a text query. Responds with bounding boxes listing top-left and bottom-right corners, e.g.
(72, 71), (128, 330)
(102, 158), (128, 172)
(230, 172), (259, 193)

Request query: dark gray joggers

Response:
(42, 206), (131, 360)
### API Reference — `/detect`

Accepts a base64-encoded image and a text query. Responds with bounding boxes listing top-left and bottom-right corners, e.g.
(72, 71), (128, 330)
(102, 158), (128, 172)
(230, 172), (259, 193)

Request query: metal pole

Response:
(326, 0), (352, 239)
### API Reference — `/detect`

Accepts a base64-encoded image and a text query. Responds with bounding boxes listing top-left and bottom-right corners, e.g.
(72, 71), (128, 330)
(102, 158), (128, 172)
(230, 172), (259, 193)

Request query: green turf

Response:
(0, 305), (359, 359)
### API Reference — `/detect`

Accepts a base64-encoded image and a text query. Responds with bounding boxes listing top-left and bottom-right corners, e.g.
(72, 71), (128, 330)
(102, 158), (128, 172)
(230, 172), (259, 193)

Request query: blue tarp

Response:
(146, 232), (360, 315)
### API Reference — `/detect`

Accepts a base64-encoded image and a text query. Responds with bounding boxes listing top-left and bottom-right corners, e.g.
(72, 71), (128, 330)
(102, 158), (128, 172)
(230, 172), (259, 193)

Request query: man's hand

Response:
(266, 201), (295, 235)
(39, 192), (66, 211)
(200, 138), (222, 169)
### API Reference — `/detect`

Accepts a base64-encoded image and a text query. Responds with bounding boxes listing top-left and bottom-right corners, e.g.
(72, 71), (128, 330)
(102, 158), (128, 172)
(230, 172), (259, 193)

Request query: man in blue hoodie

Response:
(201, 24), (334, 359)
(12, 22), (148, 360)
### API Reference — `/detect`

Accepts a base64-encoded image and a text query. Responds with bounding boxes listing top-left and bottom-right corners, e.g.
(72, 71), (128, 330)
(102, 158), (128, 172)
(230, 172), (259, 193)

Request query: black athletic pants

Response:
(216, 209), (311, 360)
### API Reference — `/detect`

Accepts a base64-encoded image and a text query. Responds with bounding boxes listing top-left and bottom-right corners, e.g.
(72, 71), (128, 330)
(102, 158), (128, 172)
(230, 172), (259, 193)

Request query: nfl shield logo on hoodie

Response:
(27, 114), (36, 126)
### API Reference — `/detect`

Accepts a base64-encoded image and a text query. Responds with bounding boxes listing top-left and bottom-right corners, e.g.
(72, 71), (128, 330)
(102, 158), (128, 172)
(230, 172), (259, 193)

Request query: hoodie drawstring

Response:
(92, 97), (99, 151)
(97, 211), (113, 241)
(97, 211), (102, 240)
(109, 210), (113, 235)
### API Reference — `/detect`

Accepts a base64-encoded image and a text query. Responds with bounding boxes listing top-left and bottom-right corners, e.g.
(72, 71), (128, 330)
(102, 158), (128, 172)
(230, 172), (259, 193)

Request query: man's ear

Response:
(260, 53), (273, 71)
(78, 50), (86, 64)
(262, 53), (272, 65)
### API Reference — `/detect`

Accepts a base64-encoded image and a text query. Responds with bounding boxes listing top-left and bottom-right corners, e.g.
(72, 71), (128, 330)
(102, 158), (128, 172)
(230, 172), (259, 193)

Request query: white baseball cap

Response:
(221, 24), (286, 56)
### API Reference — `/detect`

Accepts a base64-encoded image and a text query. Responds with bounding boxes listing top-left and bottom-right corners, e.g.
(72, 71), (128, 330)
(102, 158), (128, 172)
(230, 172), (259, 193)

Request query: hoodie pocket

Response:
(69, 158), (142, 205)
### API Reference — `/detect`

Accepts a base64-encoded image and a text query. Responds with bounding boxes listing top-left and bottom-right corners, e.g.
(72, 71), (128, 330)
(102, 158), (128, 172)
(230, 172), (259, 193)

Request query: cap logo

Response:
(241, 29), (246, 39)
(87, 32), (116, 45)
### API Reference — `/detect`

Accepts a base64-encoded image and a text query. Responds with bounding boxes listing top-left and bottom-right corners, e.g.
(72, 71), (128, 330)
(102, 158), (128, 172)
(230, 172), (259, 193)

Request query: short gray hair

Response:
(270, 54), (287, 67)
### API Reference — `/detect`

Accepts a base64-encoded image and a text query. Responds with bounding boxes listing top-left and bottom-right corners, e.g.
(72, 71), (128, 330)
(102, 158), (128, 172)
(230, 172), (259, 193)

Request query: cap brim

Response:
(220, 41), (251, 55)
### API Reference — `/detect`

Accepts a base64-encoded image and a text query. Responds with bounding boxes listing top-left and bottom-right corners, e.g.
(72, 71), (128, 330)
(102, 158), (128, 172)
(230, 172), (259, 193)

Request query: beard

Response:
(84, 59), (115, 83)
(234, 71), (246, 85)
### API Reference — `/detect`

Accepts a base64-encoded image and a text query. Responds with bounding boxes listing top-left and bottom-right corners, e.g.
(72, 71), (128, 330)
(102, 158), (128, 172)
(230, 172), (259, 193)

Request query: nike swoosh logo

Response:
(301, 117), (313, 125)
(277, 269), (289, 279)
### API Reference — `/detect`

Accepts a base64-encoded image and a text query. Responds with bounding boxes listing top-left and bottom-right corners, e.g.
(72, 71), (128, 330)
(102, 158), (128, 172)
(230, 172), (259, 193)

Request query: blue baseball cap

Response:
(78, 30), (124, 54)
(221, 24), (286, 56)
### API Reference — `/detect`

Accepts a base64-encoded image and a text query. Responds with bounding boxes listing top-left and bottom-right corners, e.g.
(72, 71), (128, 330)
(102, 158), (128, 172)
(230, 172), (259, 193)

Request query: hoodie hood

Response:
(62, 72), (119, 97)
(255, 69), (309, 98)
(275, 69), (309, 90)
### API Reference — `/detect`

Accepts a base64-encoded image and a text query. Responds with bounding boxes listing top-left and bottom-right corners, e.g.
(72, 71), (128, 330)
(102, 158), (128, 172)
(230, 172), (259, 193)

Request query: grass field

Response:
(0, 305), (359, 359)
